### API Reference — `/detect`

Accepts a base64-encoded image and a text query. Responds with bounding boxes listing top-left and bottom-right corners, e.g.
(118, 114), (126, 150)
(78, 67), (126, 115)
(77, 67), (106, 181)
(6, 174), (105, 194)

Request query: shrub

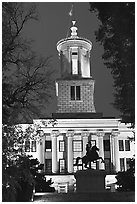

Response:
(116, 158), (135, 191)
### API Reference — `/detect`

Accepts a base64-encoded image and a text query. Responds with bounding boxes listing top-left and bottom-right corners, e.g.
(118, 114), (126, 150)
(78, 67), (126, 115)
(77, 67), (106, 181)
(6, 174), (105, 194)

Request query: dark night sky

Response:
(22, 2), (121, 118)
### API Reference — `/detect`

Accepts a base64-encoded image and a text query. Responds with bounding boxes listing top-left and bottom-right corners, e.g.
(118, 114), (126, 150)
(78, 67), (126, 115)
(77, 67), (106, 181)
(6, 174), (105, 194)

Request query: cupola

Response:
(57, 21), (92, 78)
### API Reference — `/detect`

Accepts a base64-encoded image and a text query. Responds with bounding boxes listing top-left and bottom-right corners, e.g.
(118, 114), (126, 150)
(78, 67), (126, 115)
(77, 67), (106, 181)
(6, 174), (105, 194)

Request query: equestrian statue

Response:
(74, 141), (105, 169)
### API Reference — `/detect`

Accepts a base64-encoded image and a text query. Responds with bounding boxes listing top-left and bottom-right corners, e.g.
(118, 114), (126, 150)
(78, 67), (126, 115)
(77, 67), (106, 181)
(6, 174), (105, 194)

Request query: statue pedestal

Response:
(74, 169), (107, 192)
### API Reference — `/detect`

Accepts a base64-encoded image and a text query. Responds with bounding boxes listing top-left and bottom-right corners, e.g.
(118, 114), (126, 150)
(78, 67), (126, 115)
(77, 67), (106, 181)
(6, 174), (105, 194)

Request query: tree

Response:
(2, 3), (56, 200)
(2, 154), (54, 202)
(2, 124), (35, 202)
(2, 124), (55, 201)
(2, 124), (35, 168)
(89, 3), (135, 126)
(2, 2), (55, 125)
(2, 155), (35, 202)
(2, 124), (34, 201)
(116, 157), (135, 192)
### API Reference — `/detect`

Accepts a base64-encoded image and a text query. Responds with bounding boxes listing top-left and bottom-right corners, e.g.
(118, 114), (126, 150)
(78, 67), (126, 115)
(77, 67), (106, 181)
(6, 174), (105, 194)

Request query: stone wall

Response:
(56, 79), (96, 113)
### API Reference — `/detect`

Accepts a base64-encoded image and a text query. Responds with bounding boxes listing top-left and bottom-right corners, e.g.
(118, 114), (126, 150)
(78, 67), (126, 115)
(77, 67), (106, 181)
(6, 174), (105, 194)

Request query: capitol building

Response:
(24, 21), (135, 191)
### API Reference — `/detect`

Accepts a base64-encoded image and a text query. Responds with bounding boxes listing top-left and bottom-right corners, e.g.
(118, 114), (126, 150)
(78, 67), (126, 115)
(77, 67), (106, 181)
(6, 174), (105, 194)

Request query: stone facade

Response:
(56, 79), (96, 113)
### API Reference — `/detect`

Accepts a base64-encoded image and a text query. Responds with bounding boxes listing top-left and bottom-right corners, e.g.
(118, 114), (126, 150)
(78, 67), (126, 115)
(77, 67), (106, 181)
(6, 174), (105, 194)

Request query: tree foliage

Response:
(2, 2), (55, 125)
(116, 158), (135, 192)
(2, 124), (55, 201)
(2, 154), (54, 202)
(89, 3), (135, 126)
(3, 124), (36, 168)
(2, 122), (56, 169)
(3, 155), (34, 202)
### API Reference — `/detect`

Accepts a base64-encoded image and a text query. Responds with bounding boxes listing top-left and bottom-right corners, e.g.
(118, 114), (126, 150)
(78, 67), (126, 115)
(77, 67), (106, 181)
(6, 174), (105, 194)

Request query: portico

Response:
(33, 117), (128, 174)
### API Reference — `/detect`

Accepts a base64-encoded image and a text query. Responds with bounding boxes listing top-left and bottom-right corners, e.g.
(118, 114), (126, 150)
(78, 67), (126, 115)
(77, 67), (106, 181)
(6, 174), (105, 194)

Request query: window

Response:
(126, 158), (131, 170)
(72, 52), (77, 55)
(73, 158), (83, 172)
(125, 140), (130, 151)
(104, 140), (110, 151)
(72, 48), (78, 75)
(45, 159), (52, 173)
(120, 158), (125, 171)
(73, 140), (82, 152)
(71, 86), (75, 100)
(59, 140), (65, 152)
(31, 141), (36, 152)
(72, 58), (78, 75)
(119, 140), (124, 151)
(104, 158), (111, 171)
(70, 86), (81, 100)
(76, 86), (80, 100)
(45, 141), (52, 152)
(59, 159), (65, 173)
(25, 140), (30, 152)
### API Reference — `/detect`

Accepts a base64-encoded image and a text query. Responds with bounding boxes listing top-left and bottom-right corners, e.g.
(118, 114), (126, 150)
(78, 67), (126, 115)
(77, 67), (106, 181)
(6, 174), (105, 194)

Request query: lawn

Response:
(34, 191), (135, 202)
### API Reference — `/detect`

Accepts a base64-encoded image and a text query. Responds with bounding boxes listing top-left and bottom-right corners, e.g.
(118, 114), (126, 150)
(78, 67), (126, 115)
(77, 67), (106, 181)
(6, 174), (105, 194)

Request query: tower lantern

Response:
(57, 21), (92, 78)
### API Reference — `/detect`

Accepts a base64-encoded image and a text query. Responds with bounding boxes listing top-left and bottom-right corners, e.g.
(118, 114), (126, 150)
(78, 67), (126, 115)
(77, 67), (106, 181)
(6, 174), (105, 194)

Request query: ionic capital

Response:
(81, 130), (89, 137)
(96, 130), (105, 137)
(66, 130), (74, 137)
(111, 131), (119, 138)
(51, 130), (59, 137)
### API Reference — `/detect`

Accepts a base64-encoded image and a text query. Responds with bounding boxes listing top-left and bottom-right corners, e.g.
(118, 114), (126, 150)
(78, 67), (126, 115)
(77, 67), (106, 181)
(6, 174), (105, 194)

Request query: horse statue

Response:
(74, 145), (105, 169)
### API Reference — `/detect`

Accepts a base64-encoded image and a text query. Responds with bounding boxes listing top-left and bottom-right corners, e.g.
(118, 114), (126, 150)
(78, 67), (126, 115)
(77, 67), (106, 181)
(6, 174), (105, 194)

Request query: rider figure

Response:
(86, 141), (92, 156)
(85, 141), (92, 168)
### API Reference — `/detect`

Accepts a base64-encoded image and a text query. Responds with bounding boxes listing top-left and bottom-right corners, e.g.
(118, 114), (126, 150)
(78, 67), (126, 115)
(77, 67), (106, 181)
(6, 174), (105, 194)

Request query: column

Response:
(42, 135), (46, 171)
(87, 51), (91, 77)
(97, 131), (105, 170)
(37, 130), (44, 164)
(68, 48), (71, 75)
(109, 134), (114, 171)
(112, 131), (120, 172)
(60, 51), (63, 74)
(67, 130), (74, 173)
(78, 47), (81, 76)
(82, 130), (89, 156)
(51, 130), (59, 173)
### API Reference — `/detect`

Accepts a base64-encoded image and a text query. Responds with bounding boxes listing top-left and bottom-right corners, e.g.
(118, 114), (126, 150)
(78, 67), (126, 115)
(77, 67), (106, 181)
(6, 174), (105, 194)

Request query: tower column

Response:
(78, 47), (81, 76)
(51, 130), (59, 173)
(60, 51), (63, 74)
(97, 131), (105, 170)
(82, 130), (89, 156)
(67, 130), (74, 173)
(112, 131), (120, 172)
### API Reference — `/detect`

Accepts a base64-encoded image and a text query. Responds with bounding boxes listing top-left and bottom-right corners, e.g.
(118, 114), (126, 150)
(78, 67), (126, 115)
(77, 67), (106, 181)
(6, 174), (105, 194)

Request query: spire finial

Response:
(70, 20), (78, 38)
(72, 20), (76, 26)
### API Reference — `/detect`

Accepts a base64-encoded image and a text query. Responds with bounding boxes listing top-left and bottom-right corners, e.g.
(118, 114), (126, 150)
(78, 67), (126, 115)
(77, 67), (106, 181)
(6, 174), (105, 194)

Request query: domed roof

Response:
(57, 21), (92, 52)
